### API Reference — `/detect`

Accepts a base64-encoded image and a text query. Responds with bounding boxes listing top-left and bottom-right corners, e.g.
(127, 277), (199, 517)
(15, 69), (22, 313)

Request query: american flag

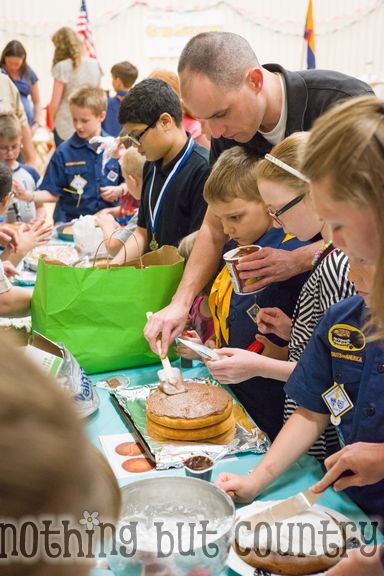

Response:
(76, 0), (97, 59)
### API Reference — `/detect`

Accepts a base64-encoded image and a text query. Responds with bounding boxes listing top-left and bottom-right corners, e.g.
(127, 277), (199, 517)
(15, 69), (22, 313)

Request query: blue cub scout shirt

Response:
(39, 131), (122, 223)
(286, 295), (384, 527)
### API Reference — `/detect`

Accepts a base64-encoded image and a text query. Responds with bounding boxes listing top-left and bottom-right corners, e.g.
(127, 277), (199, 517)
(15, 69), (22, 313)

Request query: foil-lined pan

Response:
(112, 378), (271, 470)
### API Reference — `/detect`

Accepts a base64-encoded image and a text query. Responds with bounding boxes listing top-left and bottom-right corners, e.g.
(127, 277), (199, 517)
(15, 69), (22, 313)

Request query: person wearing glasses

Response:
(207, 132), (354, 462)
(111, 78), (209, 264)
(36, 86), (123, 223)
(144, 31), (372, 357)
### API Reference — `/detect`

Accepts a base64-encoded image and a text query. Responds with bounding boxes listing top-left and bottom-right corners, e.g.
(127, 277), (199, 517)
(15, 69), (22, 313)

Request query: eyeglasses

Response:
(0, 144), (20, 153)
(124, 118), (158, 147)
(267, 193), (306, 224)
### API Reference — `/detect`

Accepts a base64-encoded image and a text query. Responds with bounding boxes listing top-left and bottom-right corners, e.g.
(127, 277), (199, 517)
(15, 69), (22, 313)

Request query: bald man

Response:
(145, 32), (373, 354)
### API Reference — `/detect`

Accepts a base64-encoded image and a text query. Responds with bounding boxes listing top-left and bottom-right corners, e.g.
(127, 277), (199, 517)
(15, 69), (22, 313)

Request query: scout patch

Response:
(70, 174), (87, 191)
(322, 382), (354, 426)
(246, 302), (260, 324)
(328, 323), (365, 352)
(107, 169), (118, 182)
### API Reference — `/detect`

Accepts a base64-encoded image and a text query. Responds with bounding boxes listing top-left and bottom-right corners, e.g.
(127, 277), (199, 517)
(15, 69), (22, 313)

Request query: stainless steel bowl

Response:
(107, 476), (235, 575)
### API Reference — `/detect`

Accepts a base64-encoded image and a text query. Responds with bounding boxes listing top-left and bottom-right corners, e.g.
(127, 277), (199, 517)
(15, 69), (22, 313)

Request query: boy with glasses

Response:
(112, 78), (210, 263)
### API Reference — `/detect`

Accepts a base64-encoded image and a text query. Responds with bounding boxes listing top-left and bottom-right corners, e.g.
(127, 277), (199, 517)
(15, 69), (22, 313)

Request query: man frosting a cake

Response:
(144, 31), (373, 356)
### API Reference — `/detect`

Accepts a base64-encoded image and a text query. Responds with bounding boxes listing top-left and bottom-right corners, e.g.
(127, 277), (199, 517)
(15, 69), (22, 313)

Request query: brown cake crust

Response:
(146, 382), (232, 421)
(146, 413), (235, 441)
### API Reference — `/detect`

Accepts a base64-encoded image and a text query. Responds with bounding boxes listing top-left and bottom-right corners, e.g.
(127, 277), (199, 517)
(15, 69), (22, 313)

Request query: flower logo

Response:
(79, 510), (100, 530)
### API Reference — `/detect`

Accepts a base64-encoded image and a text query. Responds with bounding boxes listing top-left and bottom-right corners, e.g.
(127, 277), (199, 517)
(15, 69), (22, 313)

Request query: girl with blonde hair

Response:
(49, 27), (102, 146)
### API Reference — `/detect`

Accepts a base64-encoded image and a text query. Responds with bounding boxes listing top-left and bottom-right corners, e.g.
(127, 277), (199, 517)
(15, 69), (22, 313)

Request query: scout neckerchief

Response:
(148, 137), (194, 251)
(208, 265), (232, 348)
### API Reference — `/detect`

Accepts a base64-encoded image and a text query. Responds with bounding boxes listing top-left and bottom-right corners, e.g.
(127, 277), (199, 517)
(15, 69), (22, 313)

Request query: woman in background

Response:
(49, 27), (102, 146)
(0, 39), (43, 133)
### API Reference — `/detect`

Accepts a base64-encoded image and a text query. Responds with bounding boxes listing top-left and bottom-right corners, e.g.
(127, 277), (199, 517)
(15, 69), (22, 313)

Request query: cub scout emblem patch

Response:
(328, 323), (365, 352)
(246, 302), (260, 323)
(322, 382), (354, 425)
(70, 174), (87, 192)
(107, 169), (118, 182)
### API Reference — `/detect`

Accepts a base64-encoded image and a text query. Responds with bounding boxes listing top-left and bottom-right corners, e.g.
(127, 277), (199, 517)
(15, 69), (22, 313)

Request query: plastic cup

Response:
(183, 455), (214, 482)
(223, 244), (262, 295)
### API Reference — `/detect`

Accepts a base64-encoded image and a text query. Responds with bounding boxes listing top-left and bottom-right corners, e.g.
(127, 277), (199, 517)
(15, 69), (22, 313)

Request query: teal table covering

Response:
(88, 361), (376, 576)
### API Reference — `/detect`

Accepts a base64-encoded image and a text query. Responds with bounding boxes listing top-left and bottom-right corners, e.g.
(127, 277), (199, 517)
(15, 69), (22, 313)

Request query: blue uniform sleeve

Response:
(39, 150), (66, 197)
(285, 311), (333, 414)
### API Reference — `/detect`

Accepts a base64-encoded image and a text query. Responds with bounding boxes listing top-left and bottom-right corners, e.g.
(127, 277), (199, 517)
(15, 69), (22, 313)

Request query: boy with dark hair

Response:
(36, 86), (123, 223)
(112, 78), (210, 263)
(102, 61), (138, 137)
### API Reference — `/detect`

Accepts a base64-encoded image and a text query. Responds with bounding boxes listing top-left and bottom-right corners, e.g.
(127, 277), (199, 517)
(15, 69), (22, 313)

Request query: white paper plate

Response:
(227, 500), (361, 576)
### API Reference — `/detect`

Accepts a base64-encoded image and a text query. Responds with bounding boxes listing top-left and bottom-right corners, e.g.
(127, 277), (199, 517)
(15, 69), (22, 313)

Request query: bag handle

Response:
(93, 230), (144, 269)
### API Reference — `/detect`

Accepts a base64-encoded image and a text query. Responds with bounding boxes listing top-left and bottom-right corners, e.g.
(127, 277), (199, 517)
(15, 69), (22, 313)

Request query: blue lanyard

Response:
(148, 137), (194, 235)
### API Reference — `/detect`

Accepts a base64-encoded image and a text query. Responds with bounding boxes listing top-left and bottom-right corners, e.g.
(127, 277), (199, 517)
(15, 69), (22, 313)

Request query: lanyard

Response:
(148, 137), (194, 236)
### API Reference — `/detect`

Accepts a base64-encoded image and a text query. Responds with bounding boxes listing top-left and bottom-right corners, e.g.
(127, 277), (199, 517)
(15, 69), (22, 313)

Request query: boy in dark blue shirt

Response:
(37, 86), (123, 223)
(112, 78), (209, 263)
(102, 61), (138, 137)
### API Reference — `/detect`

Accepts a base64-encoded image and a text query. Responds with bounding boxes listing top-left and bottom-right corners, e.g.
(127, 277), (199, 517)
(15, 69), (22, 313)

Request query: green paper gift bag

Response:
(31, 246), (184, 374)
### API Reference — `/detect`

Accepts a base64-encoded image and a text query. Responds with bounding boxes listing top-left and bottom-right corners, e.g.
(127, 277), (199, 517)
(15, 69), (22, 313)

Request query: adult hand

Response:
(216, 471), (258, 503)
(100, 186), (122, 203)
(2, 260), (19, 278)
(236, 246), (305, 292)
(311, 442), (384, 493)
(0, 225), (19, 251)
(144, 301), (190, 357)
(326, 546), (384, 576)
(206, 347), (262, 384)
(256, 307), (292, 340)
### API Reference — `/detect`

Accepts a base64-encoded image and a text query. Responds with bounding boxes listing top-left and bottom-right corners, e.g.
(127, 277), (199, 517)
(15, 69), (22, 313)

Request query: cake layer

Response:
(147, 397), (233, 429)
(147, 381), (232, 420)
(146, 413), (236, 442)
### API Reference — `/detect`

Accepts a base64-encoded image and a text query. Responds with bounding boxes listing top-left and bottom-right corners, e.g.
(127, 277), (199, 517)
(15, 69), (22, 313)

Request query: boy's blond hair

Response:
(0, 112), (21, 140)
(256, 132), (310, 194)
(69, 85), (107, 116)
(203, 146), (262, 204)
(301, 95), (384, 340)
(120, 146), (145, 180)
(111, 61), (138, 89)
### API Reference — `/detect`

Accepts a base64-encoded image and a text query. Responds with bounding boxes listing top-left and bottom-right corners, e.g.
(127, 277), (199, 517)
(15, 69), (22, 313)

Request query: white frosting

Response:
(0, 316), (31, 331)
(236, 501), (344, 556)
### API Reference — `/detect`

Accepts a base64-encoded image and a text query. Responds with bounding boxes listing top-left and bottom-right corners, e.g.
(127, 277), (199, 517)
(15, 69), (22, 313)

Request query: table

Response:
(88, 361), (374, 575)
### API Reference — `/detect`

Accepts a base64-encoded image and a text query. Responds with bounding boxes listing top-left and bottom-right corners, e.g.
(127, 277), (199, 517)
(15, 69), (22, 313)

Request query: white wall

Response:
(0, 0), (383, 106)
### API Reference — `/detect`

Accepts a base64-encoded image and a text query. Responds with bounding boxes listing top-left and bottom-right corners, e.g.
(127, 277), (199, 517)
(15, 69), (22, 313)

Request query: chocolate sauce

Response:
(184, 455), (213, 471)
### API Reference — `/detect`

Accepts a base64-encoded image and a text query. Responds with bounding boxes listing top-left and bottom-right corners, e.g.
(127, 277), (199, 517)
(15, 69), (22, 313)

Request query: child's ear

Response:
(100, 111), (106, 122)
(158, 112), (173, 129)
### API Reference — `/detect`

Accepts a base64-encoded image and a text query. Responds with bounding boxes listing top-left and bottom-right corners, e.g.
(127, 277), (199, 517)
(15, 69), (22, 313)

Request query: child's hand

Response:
(256, 335), (289, 360)
(95, 212), (118, 232)
(0, 225), (19, 251)
(175, 330), (202, 360)
(19, 220), (53, 254)
(100, 186), (123, 203)
(256, 307), (292, 340)
(206, 347), (262, 384)
(215, 471), (258, 503)
(2, 260), (19, 278)
(12, 178), (32, 202)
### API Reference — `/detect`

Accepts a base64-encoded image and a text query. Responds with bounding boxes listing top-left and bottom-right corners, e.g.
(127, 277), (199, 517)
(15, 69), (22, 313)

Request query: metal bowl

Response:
(107, 476), (235, 576)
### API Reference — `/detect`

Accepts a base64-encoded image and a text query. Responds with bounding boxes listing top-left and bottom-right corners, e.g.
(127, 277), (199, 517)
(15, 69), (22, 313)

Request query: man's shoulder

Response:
(190, 140), (210, 164)
(320, 295), (365, 327)
(296, 68), (373, 97)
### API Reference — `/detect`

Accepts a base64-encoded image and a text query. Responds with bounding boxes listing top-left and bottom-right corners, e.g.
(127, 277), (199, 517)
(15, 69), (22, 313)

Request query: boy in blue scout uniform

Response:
(102, 61), (138, 137)
(216, 257), (383, 529)
(186, 147), (311, 441)
(37, 86), (123, 223)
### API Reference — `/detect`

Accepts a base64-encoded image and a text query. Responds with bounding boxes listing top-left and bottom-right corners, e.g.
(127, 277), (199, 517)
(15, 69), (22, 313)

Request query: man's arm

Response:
(20, 124), (36, 167)
(144, 207), (226, 356)
(111, 226), (147, 265)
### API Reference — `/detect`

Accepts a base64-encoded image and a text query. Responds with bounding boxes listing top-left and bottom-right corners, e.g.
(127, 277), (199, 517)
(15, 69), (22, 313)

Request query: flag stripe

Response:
(76, 0), (97, 59)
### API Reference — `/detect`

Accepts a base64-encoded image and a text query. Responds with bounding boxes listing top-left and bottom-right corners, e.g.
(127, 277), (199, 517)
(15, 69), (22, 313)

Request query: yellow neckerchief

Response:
(208, 234), (295, 348)
(208, 265), (232, 348)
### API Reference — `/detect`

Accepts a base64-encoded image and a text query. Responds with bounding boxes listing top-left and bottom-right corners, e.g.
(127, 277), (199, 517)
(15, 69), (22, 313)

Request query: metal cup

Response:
(183, 454), (214, 482)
